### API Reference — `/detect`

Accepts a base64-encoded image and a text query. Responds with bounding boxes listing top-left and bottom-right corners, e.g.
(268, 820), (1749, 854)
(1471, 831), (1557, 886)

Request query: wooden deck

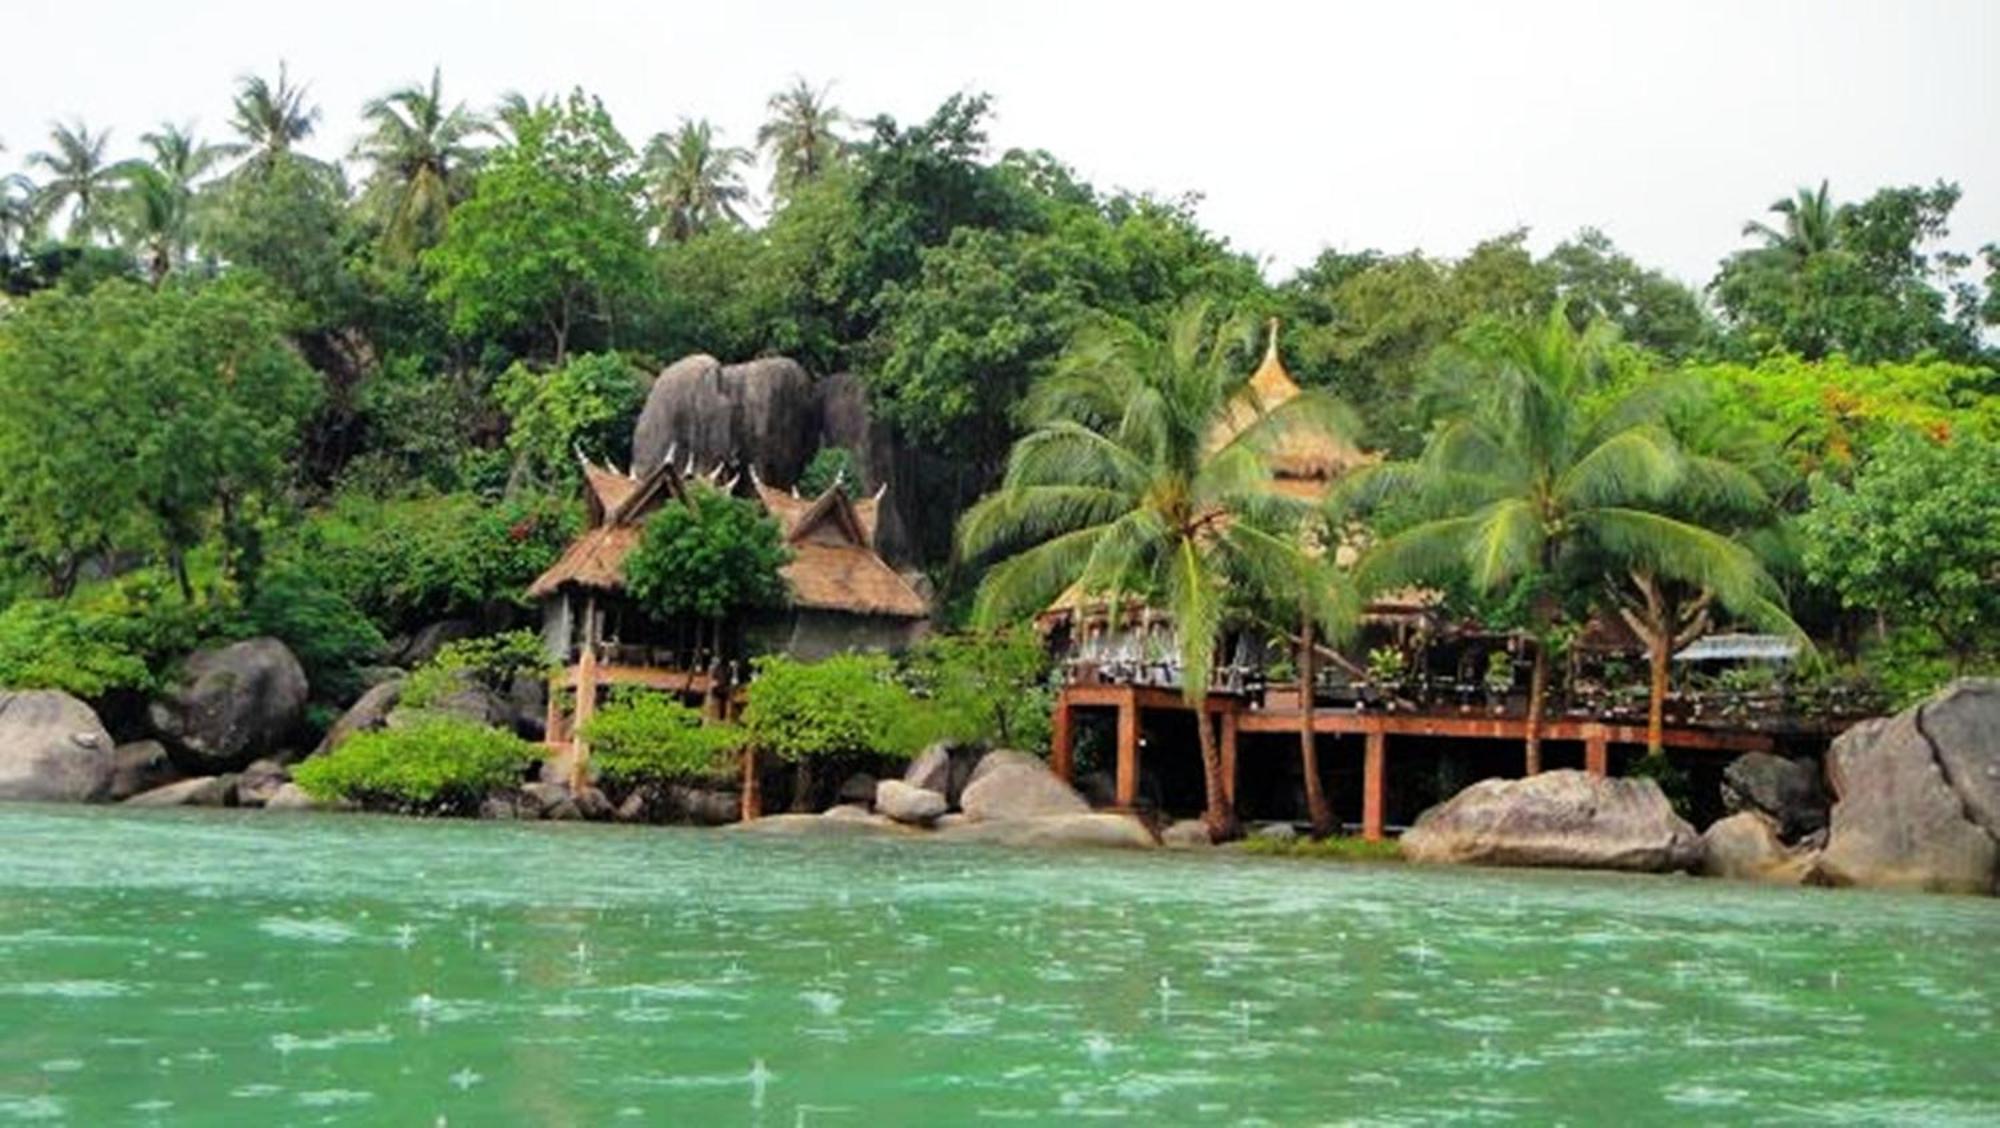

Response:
(1050, 682), (1775, 842)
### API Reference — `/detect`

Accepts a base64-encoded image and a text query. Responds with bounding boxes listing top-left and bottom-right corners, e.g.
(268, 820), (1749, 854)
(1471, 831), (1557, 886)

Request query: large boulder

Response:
(876, 779), (948, 825)
(959, 752), (1090, 822)
(0, 690), (115, 802)
(1721, 752), (1828, 841)
(264, 782), (326, 812)
(1701, 811), (1824, 884)
(234, 759), (291, 807)
(663, 785), (741, 826)
(632, 354), (821, 488)
(1400, 770), (1703, 873)
(312, 680), (403, 758)
(107, 740), (179, 802)
(149, 638), (308, 772)
(393, 619), (478, 669)
(1820, 681), (1999, 895)
(935, 813), (1156, 850)
(385, 676), (510, 731)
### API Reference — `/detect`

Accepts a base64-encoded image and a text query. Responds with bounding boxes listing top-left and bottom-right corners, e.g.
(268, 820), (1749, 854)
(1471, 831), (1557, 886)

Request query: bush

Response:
(402, 629), (553, 708)
(497, 352), (650, 489)
(741, 653), (929, 763)
(623, 484), (791, 622)
(582, 689), (743, 789)
(294, 491), (578, 634)
(0, 571), (238, 698)
(293, 716), (542, 811)
(901, 628), (1050, 751)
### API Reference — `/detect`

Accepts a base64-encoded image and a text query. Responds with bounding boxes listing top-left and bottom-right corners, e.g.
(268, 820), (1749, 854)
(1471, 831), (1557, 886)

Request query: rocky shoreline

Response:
(3, 652), (1995, 896)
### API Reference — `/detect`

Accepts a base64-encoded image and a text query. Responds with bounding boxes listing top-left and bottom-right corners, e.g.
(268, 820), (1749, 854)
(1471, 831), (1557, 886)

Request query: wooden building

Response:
(527, 454), (929, 782)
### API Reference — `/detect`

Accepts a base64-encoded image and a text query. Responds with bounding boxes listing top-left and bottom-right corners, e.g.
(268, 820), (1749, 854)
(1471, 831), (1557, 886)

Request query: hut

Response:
(527, 453), (930, 776)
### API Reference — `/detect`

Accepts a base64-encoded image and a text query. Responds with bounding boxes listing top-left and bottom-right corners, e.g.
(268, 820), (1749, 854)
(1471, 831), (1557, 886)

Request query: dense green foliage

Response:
(622, 486), (791, 622)
(496, 352), (650, 488)
(901, 627), (1052, 751)
(293, 715), (542, 810)
(582, 689), (744, 788)
(740, 653), (927, 763)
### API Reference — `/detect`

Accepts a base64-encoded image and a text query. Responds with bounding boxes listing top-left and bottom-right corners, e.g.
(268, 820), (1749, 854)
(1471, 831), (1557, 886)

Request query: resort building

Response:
(528, 454), (929, 777)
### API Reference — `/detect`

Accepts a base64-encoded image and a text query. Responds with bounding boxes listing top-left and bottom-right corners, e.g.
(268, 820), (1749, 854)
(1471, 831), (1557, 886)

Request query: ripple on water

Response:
(254, 916), (357, 944)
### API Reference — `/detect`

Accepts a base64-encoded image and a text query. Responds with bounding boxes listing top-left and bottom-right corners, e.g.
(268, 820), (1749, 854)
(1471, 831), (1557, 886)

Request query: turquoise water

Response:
(1, 805), (1995, 1125)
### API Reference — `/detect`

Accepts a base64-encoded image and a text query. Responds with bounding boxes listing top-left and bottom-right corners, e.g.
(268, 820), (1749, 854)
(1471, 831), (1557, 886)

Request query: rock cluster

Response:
(147, 638), (308, 773)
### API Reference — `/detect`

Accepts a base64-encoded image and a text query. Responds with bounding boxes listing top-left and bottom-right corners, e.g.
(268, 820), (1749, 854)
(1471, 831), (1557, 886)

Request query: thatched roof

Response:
(1207, 322), (1374, 493)
(530, 458), (927, 620)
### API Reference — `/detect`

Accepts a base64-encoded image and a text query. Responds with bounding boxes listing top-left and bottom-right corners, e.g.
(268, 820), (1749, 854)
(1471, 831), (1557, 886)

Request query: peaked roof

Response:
(1207, 320), (1373, 491)
(529, 459), (927, 620)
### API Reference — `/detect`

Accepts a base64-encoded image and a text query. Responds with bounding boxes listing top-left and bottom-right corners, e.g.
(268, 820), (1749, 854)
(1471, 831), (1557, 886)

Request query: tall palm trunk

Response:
(1646, 632), (1670, 759)
(1299, 615), (1333, 838)
(1524, 642), (1548, 775)
(739, 746), (761, 821)
(1197, 709), (1237, 842)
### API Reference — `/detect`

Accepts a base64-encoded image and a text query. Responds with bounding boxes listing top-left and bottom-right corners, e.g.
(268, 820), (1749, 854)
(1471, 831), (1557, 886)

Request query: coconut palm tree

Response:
(355, 67), (487, 254)
(1744, 180), (1840, 264)
(1344, 306), (1790, 774)
(27, 121), (120, 242)
(221, 63), (322, 174)
(0, 140), (35, 258)
(642, 119), (751, 243)
(117, 123), (222, 281)
(960, 301), (1357, 840)
(757, 78), (846, 201)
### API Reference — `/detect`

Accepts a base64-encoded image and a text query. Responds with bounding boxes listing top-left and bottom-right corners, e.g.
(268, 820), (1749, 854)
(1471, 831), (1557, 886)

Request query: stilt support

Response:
(1362, 729), (1387, 842)
(1220, 708), (1239, 811)
(1051, 695), (1075, 783)
(1115, 688), (1140, 809)
(1584, 724), (1609, 777)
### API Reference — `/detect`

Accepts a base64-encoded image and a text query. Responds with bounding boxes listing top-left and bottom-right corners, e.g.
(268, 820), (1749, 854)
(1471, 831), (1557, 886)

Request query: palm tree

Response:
(757, 78), (846, 201)
(355, 67), (487, 254)
(642, 119), (751, 243)
(1744, 180), (1840, 264)
(0, 139), (35, 258)
(486, 91), (547, 146)
(117, 123), (221, 281)
(1604, 400), (1799, 758)
(960, 301), (1357, 840)
(1345, 307), (1788, 774)
(222, 63), (322, 173)
(27, 121), (120, 242)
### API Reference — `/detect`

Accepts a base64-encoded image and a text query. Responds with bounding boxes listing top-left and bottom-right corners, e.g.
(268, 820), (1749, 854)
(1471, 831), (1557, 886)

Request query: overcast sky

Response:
(5, 0), (1995, 289)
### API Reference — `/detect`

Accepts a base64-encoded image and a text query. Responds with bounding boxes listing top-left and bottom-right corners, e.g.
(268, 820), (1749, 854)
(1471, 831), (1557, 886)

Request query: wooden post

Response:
(1051, 694), (1075, 783)
(1584, 724), (1609, 777)
(1115, 687), (1139, 809)
(570, 595), (599, 791)
(740, 746), (761, 821)
(1220, 707), (1239, 811)
(1362, 728), (1387, 842)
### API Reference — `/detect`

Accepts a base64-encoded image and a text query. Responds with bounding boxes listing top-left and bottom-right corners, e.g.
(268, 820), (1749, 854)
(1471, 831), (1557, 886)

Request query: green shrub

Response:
(901, 628), (1050, 751)
(496, 352), (649, 489)
(293, 491), (578, 634)
(0, 571), (238, 697)
(582, 689), (743, 788)
(402, 629), (553, 709)
(293, 716), (542, 811)
(741, 653), (929, 763)
(623, 484), (791, 622)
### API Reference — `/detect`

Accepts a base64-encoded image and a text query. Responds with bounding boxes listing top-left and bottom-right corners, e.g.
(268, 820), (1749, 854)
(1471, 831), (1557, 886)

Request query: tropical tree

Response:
(222, 63), (322, 174)
(1743, 181), (1840, 264)
(757, 78), (846, 202)
(1346, 307), (1789, 773)
(960, 300), (1356, 839)
(0, 154), (34, 259)
(27, 121), (120, 242)
(116, 124), (221, 283)
(642, 119), (751, 243)
(355, 67), (487, 255)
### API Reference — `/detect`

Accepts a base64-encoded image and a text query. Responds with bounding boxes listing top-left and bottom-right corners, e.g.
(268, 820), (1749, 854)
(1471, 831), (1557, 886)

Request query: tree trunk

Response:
(740, 746), (761, 822)
(1646, 630), (1671, 759)
(169, 547), (194, 604)
(790, 757), (816, 813)
(1524, 641), (1548, 776)
(1197, 708), (1238, 842)
(1299, 616), (1333, 839)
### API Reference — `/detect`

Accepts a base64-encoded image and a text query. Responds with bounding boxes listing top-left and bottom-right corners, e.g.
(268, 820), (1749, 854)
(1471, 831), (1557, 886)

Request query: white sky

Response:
(5, 0), (1996, 289)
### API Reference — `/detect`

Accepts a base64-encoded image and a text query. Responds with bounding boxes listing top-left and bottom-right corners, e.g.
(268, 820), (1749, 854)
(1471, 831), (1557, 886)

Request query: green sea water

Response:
(0, 804), (1995, 1125)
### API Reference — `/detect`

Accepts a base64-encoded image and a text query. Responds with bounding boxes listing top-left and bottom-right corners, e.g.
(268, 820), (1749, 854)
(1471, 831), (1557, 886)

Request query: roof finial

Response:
(1264, 316), (1281, 365)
